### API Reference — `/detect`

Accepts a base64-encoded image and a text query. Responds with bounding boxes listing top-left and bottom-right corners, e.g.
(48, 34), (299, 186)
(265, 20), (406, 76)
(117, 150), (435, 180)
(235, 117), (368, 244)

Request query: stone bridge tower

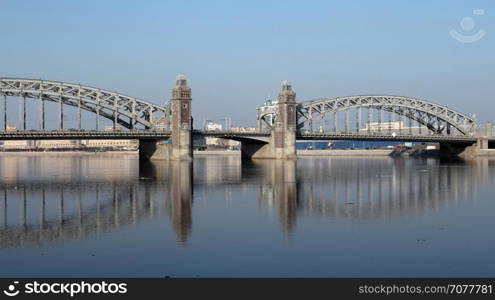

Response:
(241, 80), (297, 159)
(139, 74), (192, 160)
(170, 74), (192, 160)
(273, 80), (297, 159)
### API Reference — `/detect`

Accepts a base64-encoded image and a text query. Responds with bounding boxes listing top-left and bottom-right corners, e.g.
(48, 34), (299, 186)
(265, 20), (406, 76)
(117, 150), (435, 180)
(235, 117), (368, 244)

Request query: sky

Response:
(1, 0), (494, 129)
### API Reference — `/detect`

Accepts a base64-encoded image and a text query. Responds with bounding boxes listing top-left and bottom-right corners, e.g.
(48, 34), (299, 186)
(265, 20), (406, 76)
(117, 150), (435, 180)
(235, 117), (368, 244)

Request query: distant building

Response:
(257, 98), (277, 111)
(80, 140), (138, 149)
(359, 120), (429, 134)
(363, 121), (405, 131)
(204, 121), (223, 146)
(204, 121), (222, 131)
(202, 125), (257, 148)
(223, 126), (257, 148)
(1, 140), (32, 150)
(230, 126), (256, 133)
(1, 139), (138, 151)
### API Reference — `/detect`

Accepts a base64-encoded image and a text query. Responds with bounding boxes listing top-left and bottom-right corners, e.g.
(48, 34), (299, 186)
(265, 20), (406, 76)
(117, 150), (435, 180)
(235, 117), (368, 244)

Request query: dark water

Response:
(0, 153), (494, 277)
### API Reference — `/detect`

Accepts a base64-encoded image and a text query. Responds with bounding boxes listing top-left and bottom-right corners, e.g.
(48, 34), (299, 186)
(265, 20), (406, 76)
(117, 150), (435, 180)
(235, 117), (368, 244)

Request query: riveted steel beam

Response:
(296, 95), (476, 135)
(0, 78), (167, 130)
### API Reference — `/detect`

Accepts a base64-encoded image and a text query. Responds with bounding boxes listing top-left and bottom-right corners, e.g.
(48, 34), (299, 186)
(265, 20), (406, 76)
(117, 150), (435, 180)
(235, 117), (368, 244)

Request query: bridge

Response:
(1, 76), (493, 160)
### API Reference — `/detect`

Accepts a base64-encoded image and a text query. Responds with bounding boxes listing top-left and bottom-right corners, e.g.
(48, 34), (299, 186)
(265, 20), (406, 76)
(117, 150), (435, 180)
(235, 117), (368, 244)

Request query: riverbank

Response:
(297, 149), (393, 156)
(474, 149), (495, 156)
(0, 150), (138, 156)
(3, 148), (492, 157)
(194, 150), (240, 156)
(193, 149), (395, 156)
(0, 149), (411, 157)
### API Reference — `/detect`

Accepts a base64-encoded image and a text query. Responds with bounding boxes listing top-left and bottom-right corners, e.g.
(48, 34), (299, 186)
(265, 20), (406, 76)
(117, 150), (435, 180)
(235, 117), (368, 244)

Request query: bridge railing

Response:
(0, 128), (172, 133)
(308, 123), (486, 138)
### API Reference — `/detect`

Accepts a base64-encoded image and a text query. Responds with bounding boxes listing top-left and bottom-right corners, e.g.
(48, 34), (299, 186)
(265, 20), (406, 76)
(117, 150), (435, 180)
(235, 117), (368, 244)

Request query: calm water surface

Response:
(0, 153), (494, 277)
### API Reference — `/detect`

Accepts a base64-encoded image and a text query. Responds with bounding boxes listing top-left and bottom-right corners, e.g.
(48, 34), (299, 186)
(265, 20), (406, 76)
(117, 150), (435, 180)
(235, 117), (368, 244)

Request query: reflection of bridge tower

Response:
(255, 159), (298, 235)
(168, 161), (193, 244)
(274, 159), (298, 235)
(139, 160), (193, 244)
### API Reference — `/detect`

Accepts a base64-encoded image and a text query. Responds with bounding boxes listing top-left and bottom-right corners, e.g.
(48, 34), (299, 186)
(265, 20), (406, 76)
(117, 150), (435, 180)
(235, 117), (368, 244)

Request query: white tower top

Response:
(281, 80), (292, 91)
(176, 74), (187, 86)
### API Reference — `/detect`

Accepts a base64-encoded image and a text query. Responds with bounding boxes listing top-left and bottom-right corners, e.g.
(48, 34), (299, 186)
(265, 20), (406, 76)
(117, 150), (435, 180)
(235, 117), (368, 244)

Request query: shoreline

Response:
(297, 149), (393, 156)
(0, 149), (394, 156)
(194, 149), (395, 156)
(0, 150), (138, 156)
(2, 149), (493, 157)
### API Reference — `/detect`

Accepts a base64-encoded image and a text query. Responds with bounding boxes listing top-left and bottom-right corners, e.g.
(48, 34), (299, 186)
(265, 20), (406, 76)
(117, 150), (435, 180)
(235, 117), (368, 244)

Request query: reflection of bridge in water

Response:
(300, 158), (492, 216)
(251, 158), (495, 235)
(0, 159), (193, 247)
(1, 156), (494, 246)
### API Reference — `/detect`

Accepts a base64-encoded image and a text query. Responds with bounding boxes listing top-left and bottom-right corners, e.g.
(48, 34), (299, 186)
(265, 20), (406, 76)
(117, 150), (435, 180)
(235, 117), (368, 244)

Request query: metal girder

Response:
(296, 95), (476, 135)
(256, 105), (277, 131)
(297, 132), (478, 143)
(0, 130), (171, 140)
(0, 78), (167, 129)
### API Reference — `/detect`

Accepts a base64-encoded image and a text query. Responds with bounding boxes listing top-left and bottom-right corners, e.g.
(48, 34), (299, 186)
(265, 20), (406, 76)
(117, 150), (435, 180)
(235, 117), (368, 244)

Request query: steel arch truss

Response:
(296, 95), (475, 135)
(256, 105), (278, 131)
(0, 78), (167, 129)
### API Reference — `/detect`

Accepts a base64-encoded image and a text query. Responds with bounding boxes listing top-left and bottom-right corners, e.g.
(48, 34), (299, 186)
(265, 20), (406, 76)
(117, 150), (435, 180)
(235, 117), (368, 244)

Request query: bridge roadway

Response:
(206, 131), (486, 144)
(0, 129), (486, 144)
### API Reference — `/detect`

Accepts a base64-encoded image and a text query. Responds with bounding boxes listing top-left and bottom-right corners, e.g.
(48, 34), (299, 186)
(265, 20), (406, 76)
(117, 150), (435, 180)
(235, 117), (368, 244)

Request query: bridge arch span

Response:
(296, 95), (475, 135)
(0, 78), (167, 129)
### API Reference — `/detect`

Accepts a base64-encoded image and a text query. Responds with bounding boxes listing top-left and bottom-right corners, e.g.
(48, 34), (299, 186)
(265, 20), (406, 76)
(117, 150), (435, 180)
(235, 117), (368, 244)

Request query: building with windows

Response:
(359, 120), (427, 135)
(204, 121), (223, 147)
(0, 139), (138, 151)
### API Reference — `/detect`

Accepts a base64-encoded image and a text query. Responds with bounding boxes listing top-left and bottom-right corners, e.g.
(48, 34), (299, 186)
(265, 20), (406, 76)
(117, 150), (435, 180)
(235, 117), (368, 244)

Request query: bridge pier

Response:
(478, 137), (489, 150)
(455, 137), (493, 158)
(139, 139), (172, 160)
(439, 137), (489, 158)
(240, 138), (277, 159)
(439, 142), (472, 158)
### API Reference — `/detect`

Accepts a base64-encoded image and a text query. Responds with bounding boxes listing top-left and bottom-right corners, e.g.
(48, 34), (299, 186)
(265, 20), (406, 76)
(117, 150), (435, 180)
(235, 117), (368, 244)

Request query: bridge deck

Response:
(0, 130), (171, 140)
(202, 131), (481, 144)
(296, 133), (480, 143)
(0, 130), (486, 144)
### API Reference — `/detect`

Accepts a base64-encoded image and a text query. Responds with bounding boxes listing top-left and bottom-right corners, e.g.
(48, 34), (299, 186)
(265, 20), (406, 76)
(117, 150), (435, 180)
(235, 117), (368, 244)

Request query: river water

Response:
(0, 153), (494, 277)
